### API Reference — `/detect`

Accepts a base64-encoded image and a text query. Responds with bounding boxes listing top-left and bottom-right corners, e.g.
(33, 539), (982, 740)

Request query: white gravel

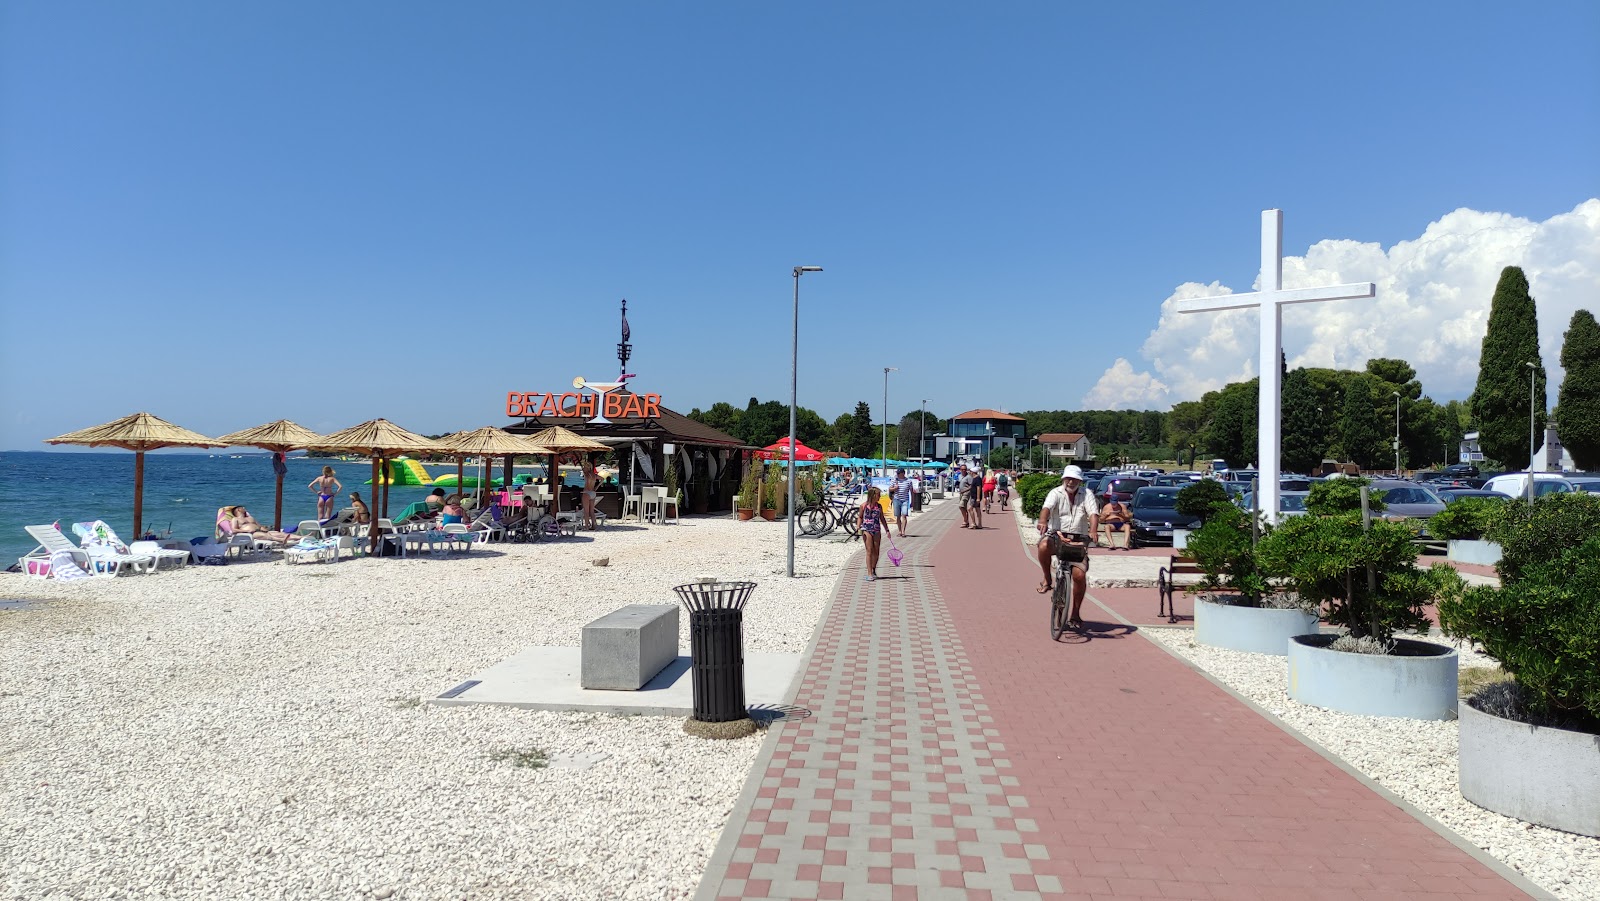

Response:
(0, 516), (857, 901)
(1141, 627), (1600, 901)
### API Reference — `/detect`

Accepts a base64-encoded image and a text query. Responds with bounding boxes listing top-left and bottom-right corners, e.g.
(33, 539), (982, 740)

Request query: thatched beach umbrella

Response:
(437, 427), (552, 495)
(311, 419), (442, 551)
(524, 425), (609, 518)
(45, 412), (223, 538)
(215, 420), (326, 530)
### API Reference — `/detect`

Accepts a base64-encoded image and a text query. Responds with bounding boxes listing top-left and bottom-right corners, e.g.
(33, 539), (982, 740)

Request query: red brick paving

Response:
(694, 500), (1529, 899)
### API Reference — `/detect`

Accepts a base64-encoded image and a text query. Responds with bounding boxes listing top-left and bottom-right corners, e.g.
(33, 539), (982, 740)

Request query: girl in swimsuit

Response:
(309, 467), (342, 520)
(859, 487), (885, 581)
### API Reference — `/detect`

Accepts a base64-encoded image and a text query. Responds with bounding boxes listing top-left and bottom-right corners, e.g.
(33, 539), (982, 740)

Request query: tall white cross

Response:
(1176, 210), (1376, 523)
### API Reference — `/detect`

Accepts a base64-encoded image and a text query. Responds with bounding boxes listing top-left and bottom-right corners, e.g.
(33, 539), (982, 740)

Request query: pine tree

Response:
(1471, 267), (1546, 467)
(1555, 309), (1600, 470)
(846, 401), (876, 458)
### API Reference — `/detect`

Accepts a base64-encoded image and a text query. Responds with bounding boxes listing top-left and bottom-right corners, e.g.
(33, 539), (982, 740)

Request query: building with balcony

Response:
(922, 408), (1026, 464)
(1037, 432), (1093, 465)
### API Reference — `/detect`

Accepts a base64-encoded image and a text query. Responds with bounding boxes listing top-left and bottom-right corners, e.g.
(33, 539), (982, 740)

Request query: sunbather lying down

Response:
(217, 506), (296, 545)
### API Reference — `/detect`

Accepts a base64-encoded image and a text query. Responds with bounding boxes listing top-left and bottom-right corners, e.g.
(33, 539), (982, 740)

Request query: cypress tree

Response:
(1471, 267), (1546, 467)
(1555, 309), (1600, 470)
(1281, 368), (1325, 474)
(1339, 373), (1388, 469)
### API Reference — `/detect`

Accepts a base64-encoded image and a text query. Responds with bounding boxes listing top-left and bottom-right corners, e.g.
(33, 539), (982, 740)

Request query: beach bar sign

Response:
(507, 377), (661, 425)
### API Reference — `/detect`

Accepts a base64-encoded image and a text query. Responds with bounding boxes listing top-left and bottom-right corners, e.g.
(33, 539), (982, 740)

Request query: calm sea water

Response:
(0, 451), (579, 568)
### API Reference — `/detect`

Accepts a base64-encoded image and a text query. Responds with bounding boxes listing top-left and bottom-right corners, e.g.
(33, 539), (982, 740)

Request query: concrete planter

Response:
(1173, 528), (1192, 551)
(1287, 634), (1458, 720)
(1459, 701), (1600, 837)
(1194, 597), (1319, 656)
(1447, 539), (1502, 566)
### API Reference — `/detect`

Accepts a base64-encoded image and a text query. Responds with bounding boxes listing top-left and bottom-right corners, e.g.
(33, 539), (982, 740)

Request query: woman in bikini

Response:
(581, 458), (600, 530)
(859, 486), (886, 582)
(309, 467), (342, 520)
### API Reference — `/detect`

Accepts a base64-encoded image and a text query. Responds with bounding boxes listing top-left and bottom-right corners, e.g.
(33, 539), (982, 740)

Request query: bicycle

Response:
(1048, 532), (1091, 641)
(798, 493), (861, 538)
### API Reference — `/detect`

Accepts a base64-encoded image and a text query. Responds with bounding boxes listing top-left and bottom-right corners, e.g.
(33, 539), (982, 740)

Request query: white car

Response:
(1482, 472), (1577, 500)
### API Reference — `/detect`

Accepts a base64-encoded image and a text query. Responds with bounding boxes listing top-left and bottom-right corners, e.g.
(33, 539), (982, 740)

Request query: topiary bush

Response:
(1018, 473), (1058, 519)
(1255, 512), (1439, 644)
(1175, 479), (1234, 523)
(1482, 491), (1600, 583)
(1304, 476), (1383, 516)
(1185, 504), (1270, 604)
(1427, 496), (1512, 541)
(1438, 493), (1600, 730)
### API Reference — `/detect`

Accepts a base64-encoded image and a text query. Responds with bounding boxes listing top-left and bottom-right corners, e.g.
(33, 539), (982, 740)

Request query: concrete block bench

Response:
(581, 604), (680, 690)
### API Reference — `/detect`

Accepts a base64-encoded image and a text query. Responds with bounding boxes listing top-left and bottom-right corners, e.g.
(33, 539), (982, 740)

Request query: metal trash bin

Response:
(673, 580), (756, 724)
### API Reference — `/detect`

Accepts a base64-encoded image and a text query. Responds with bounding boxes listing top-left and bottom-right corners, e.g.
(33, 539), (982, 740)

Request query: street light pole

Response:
(919, 400), (928, 480)
(787, 266), (822, 578)
(1392, 391), (1401, 475)
(1527, 361), (1538, 504)
(882, 367), (897, 477)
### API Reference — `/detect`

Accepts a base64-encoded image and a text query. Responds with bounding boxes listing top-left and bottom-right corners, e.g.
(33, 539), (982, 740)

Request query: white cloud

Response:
(1082, 358), (1170, 408)
(1084, 199), (1600, 408)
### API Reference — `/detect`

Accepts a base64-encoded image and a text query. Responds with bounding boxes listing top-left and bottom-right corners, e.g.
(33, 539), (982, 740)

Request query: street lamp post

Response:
(1392, 391), (1402, 475)
(882, 367), (897, 477)
(787, 265), (822, 578)
(919, 400), (928, 480)
(1526, 361), (1538, 504)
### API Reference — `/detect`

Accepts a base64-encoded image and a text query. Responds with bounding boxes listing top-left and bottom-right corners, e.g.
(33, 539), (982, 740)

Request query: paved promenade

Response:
(696, 500), (1533, 900)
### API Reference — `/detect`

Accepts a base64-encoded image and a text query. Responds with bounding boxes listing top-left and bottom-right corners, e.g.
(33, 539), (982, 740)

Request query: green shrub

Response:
(1256, 513), (1437, 643)
(1017, 473), (1058, 519)
(1186, 505), (1270, 604)
(764, 463), (787, 515)
(1483, 491), (1600, 583)
(1304, 476), (1383, 516)
(1175, 479), (1233, 523)
(738, 464), (761, 510)
(1427, 496), (1512, 541)
(1439, 493), (1600, 730)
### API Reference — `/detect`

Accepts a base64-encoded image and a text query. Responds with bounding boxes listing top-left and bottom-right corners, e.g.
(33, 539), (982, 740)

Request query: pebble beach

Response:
(0, 517), (856, 901)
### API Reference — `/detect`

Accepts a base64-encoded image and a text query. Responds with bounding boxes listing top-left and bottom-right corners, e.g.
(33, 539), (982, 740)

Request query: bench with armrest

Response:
(1156, 553), (1225, 623)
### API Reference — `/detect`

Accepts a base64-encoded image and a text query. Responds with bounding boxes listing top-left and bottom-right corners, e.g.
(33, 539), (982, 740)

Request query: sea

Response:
(0, 451), (582, 569)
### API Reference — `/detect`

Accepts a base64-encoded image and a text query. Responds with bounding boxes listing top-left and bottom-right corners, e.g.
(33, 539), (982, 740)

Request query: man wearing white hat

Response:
(1035, 465), (1099, 626)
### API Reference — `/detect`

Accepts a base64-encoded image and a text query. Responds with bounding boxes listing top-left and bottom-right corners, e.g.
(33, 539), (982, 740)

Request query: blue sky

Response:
(3, 1), (1597, 450)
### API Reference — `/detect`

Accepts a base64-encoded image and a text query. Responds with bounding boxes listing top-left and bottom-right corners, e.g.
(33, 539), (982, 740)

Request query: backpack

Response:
(997, 473), (1009, 489)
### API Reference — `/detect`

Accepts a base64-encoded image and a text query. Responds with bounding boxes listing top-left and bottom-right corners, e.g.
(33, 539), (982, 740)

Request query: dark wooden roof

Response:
(504, 392), (746, 448)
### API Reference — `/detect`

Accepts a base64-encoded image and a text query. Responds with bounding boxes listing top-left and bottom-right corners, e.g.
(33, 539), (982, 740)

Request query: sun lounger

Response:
(285, 537), (339, 564)
(28, 523), (150, 576)
(73, 520), (182, 571)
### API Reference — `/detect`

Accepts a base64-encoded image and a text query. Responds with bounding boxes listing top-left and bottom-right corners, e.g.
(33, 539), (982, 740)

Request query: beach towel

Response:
(73, 520), (131, 553)
(48, 550), (92, 581)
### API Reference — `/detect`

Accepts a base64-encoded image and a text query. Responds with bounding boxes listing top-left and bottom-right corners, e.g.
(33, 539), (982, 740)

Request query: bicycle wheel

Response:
(803, 505), (832, 536)
(840, 507), (860, 538)
(1050, 559), (1069, 641)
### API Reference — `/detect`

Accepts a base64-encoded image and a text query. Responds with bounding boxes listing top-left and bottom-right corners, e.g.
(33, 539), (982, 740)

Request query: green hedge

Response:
(1427, 496), (1511, 541)
(1018, 473), (1058, 519)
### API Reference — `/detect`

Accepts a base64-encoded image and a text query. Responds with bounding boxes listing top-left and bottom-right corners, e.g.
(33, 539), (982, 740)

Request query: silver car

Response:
(1369, 480), (1447, 532)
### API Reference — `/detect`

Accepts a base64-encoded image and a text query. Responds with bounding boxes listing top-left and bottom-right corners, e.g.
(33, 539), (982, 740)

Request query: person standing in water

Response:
(309, 466), (342, 521)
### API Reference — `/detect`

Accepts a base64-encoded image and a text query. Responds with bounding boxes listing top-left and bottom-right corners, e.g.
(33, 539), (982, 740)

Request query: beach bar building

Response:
(504, 390), (748, 517)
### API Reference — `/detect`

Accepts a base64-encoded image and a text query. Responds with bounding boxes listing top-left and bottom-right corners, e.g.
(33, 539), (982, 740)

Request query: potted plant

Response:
(1173, 479), (1233, 551)
(1438, 492), (1600, 836)
(1257, 478), (1459, 719)
(736, 462), (759, 521)
(1187, 503), (1319, 655)
(664, 457), (681, 511)
(761, 463), (784, 521)
(1427, 496), (1509, 566)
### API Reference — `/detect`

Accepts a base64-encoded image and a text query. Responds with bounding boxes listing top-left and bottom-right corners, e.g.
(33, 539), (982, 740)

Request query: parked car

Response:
(1217, 469), (1260, 485)
(1098, 476), (1151, 506)
(1368, 479), (1447, 529)
(1442, 463), (1481, 479)
(1279, 477), (1312, 492)
(1567, 476), (1600, 493)
(1128, 486), (1200, 547)
(1436, 488), (1515, 504)
(1482, 472), (1578, 500)
(1152, 473), (1198, 487)
(1235, 490), (1310, 518)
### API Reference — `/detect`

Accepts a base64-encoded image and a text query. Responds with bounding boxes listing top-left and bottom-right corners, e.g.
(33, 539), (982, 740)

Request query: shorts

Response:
(892, 498), (910, 518)
(960, 496), (977, 509)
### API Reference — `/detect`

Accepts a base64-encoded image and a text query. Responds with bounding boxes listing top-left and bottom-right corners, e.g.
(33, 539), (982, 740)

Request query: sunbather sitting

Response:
(439, 495), (468, 526)
(218, 506), (296, 545)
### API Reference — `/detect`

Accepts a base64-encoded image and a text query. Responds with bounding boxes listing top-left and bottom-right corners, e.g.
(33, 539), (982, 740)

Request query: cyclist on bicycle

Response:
(1035, 465), (1099, 626)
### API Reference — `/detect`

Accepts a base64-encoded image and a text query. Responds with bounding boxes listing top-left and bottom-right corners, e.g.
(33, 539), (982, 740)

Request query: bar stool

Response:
(622, 493), (643, 521)
(659, 489), (680, 524)
(640, 486), (663, 523)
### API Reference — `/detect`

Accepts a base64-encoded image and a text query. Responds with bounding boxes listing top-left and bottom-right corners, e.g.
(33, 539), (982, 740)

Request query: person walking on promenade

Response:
(309, 466), (342, 521)
(1035, 466), (1099, 626)
(889, 467), (914, 537)
(955, 465), (973, 528)
(964, 466), (984, 529)
(859, 486), (886, 581)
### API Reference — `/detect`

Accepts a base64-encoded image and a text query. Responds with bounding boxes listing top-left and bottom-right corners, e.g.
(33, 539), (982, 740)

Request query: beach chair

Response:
(25, 524), (148, 576)
(468, 510), (504, 543)
(188, 537), (229, 564)
(74, 520), (187, 571)
(439, 522), (489, 551)
(20, 525), (96, 578)
(66, 522), (159, 574)
(131, 540), (190, 570)
(44, 549), (93, 582)
(285, 537), (339, 564)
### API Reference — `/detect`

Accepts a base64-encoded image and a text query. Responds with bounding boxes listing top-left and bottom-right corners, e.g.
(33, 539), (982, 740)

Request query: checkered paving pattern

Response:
(697, 500), (1530, 900)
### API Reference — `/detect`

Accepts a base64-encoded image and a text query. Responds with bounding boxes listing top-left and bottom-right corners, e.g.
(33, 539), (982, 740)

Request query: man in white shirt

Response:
(1035, 465), (1099, 624)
